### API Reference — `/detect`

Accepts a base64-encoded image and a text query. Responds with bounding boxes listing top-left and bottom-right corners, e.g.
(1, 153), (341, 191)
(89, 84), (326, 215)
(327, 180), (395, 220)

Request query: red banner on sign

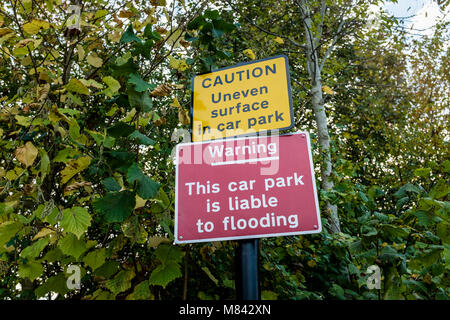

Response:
(174, 132), (321, 244)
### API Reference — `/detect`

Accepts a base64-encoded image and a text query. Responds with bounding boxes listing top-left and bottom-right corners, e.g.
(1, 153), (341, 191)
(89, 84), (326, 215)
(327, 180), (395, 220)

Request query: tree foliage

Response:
(0, 0), (448, 300)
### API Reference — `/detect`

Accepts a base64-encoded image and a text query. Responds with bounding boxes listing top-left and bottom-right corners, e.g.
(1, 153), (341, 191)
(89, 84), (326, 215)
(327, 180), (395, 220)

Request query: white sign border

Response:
(173, 131), (322, 244)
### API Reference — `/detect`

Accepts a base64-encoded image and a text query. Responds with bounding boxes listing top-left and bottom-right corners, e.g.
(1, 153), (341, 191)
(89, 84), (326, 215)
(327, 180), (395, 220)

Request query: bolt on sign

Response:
(191, 55), (294, 142)
(174, 132), (322, 244)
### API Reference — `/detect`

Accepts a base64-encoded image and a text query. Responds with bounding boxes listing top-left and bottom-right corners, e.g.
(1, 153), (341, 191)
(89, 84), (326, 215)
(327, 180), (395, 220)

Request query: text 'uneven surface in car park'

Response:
(191, 55), (294, 141)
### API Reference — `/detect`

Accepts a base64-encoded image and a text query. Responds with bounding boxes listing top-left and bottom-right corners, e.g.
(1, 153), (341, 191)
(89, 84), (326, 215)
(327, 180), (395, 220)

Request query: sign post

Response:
(236, 239), (260, 300)
(177, 55), (321, 300)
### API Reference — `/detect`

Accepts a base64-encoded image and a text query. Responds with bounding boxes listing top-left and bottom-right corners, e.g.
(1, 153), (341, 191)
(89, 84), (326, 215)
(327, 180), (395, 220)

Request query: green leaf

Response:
(20, 238), (49, 259)
(379, 246), (404, 264)
(126, 163), (159, 199)
(414, 167), (431, 177)
(107, 122), (135, 138)
(0, 221), (22, 248)
(120, 24), (142, 44)
(61, 207), (91, 239)
(18, 261), (43, 281)
(154, 244), (183, 264)
(261, 290), (278, 300)
(93, 190), (136, 223)
(149, 262), (182, 288)
(128, 87), (153, 112)
(38, 148), (50, 179)
(429, 179), (448, 199)
(83, 248), (106, 271)
(128, 130), (155, 146)
(126, 280), (153, 300)
(101, 177), (122, 192)
(58, 233), (87, 260)
(34, 273), (70, 298)
(105, 270), (135, 293)
(128, 73), (156, 92)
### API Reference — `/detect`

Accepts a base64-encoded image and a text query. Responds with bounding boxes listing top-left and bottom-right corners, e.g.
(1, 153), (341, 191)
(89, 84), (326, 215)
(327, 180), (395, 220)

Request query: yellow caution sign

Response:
(191, 55), (293, 142)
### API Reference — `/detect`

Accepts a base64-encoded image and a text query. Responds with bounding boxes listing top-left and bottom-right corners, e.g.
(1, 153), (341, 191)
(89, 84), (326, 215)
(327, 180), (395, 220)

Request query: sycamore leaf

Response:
(33, 227), (55, 240)
(93, 190), (136, 223)
(128, 73), (155, 92)
(105, 270), (135, 293)
(100, 76), (121, 97)
(38, 148), (50, 179)
(178, 108), (190, 125)
(128, 88), (153, 112)
(243, 49), (256, 60)
(76, 44), (85, 62)
(61, 206), (91, 239)
(107, 121), (135, 138)
(128, 130), (155, 146)
(83, 248), (106, 271)
(18, 261), (43, 281)
(149, 244), (183, 287)
(101, 177), (122, 192)
(149, 262), (182, 288)
(23, 19), (50, 35)
(120, 24), (142, 44)
(86, 53), (103, 68)
(15, 142), (38, 167)
(322, 85), (335, 95)
(58, 233), (87, 259)
(148, 236), (171, 248)
(65, 78), (90, 95)
(60, 156), (91, 184)
(122, 216), (148, 244)
(274, 36), (284, 44)
(168, 56), (188, 71)
(79, 79), (103, 89)
(126, 280), (153, 300)
(20, 238), (49, 259)
(0, 221), (22, 248)
(126, 163), (159, 199)
(15, 115), (32, 126)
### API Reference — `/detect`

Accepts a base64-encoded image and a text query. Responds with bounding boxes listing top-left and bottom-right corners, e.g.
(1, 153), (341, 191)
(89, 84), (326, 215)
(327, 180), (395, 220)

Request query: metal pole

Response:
(236, 239), (260, 300)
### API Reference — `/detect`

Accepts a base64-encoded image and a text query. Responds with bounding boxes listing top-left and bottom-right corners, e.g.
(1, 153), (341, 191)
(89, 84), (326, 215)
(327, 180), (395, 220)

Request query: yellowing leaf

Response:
(77, 44), (85, 62)
(86, 53), (103, 68)
(307, 260), (316, 267)
(135, 195), (147, 209)
(322, 85), (335, 95)
(0, 28), (13, 37)
(178, 108), (190, 125)
(32, 228), (55, 240)
(60, 156), (91, 184)
(168, 56), (188, 71)
(243, 49), (256, 60)
(170, 97), (182, 109)
(15, 115), (32, 126)
(23, 19), (50, 35)
(274, 37), (284, 44)
(15, 142), (39, 167)
(148, 236), (171, 248)
(108, 31), (121, 43)
(101, 76), (121, 97)
(79, 79), (103, 89)
(65, 78), (90, 95)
